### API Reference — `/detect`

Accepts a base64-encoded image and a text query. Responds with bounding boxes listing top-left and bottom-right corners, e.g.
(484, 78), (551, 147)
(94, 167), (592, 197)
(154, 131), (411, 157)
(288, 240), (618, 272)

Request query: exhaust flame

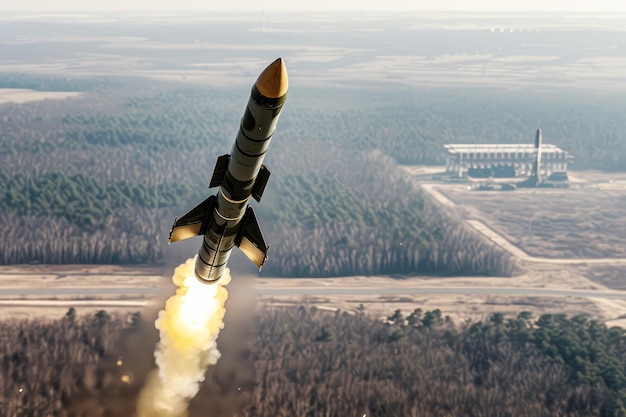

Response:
(136, 257), (231, 417)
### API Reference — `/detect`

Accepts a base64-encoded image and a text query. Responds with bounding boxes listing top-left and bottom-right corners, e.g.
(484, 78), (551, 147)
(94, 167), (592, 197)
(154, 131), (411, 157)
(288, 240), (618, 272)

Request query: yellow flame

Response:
(136, 257), (230, 417)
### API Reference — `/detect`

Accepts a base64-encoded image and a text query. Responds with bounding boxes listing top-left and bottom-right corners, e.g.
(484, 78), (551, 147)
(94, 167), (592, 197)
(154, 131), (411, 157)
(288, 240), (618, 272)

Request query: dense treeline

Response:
(0, 73), (122, 92)
(2, 83), (626, 170)
(0, 172), (203, 226)
(246, 308), (621, 417)
(466, 311), (626, 402)
(4, 308), (626, 416)
(0, 86), (237, 154)
(0, 309), (127, 417)
(260, 151), (514, 276)
(0, 208), (163, 264)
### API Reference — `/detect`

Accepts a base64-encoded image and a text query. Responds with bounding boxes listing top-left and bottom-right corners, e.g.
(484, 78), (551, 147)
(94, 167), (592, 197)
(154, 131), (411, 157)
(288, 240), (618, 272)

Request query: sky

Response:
(2, 0), (626, 12)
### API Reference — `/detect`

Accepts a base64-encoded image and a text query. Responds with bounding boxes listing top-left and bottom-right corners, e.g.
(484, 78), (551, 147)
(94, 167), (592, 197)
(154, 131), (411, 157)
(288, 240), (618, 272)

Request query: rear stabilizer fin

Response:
(236, 207), (269, 269)
(169, 195), (216, 243)
(209, 154), (230, 188)
(252, 165), (271, 202)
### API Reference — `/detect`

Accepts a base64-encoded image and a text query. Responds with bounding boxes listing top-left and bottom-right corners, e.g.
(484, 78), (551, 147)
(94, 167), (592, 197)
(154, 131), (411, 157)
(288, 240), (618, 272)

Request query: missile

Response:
(168, 58), (288, 283)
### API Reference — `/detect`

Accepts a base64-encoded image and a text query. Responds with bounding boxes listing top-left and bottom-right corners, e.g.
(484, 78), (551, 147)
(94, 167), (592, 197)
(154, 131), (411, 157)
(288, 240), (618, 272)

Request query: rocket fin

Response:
(236, 207), (269, 269)
(209, 154), (230, 188)
(252, 165), (271, 202)
(169, 195), (216, 243)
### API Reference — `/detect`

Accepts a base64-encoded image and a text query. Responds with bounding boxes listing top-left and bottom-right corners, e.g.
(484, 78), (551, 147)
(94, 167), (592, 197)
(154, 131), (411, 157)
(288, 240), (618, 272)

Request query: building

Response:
(443, 143), (570, 178)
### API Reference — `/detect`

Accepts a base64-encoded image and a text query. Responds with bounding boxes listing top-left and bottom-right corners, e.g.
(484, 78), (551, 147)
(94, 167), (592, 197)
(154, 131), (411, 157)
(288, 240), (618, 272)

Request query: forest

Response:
(2, 307), (626, 416)
(1, 75), (625, 276)
(0, 73), (122, 92)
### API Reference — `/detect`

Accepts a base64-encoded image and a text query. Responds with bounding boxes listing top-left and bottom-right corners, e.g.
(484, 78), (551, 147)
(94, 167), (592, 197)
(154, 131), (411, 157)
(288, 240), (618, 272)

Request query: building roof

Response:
(444, 144), (567, 155)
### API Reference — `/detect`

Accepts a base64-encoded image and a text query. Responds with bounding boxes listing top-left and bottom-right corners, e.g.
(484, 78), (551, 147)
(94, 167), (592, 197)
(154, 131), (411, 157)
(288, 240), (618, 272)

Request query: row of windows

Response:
(453, 152), (568, 160)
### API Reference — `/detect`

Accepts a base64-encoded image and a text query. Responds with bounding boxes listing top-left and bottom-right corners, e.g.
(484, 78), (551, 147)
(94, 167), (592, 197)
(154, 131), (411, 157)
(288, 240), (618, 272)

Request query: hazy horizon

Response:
(3, 0), (626, 12)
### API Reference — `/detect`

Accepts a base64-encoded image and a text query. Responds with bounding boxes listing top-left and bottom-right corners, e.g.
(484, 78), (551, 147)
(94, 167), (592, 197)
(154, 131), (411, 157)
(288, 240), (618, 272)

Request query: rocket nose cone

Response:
(256, 58), (288, 99)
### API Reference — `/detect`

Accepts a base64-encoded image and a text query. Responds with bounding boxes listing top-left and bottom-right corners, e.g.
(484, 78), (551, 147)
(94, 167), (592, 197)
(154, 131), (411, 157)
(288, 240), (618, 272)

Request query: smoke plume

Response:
(136, 257), (230, 417)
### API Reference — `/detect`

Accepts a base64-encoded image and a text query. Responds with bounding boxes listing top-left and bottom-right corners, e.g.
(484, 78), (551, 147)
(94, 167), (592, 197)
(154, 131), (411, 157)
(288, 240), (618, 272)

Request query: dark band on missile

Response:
(198, 249), (229, 268)
(223, 171), (255, 201)
(242, 107), (255, 131)
(201, 238), (218, 255)
(251, 85), (286, 113)
(198, 248), (214, 266)
(235, 140), (268, 159)
(205, 217), (242, 237)
(199, 239), (235, 261)
(239, 130), (274, 143)
(197, 250), (228, 270)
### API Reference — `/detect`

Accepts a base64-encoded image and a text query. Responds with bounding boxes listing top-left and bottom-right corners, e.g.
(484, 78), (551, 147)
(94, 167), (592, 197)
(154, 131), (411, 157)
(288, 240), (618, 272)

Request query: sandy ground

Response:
(0, 263), (622, 326)
(0, 264), (167, 320)
(257, 263), (626, 326)
(0, 264), (166, 288)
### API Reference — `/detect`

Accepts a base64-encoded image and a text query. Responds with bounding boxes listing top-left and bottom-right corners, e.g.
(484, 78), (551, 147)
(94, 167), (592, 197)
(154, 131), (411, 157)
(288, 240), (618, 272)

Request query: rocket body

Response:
(169, 58), (288, 283)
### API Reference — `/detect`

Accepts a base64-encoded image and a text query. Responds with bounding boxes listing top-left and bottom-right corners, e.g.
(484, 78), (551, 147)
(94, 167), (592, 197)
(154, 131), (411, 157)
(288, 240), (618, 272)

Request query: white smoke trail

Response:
(136, 257), (231, 417)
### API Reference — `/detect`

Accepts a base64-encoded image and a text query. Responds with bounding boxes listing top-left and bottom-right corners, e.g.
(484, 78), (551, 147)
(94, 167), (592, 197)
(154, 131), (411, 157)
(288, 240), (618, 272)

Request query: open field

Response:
(441, 181), (626, 259)
(584, 265), (626, 290)
(405, 168), (626, 324)
(0, 88), (81, 104)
